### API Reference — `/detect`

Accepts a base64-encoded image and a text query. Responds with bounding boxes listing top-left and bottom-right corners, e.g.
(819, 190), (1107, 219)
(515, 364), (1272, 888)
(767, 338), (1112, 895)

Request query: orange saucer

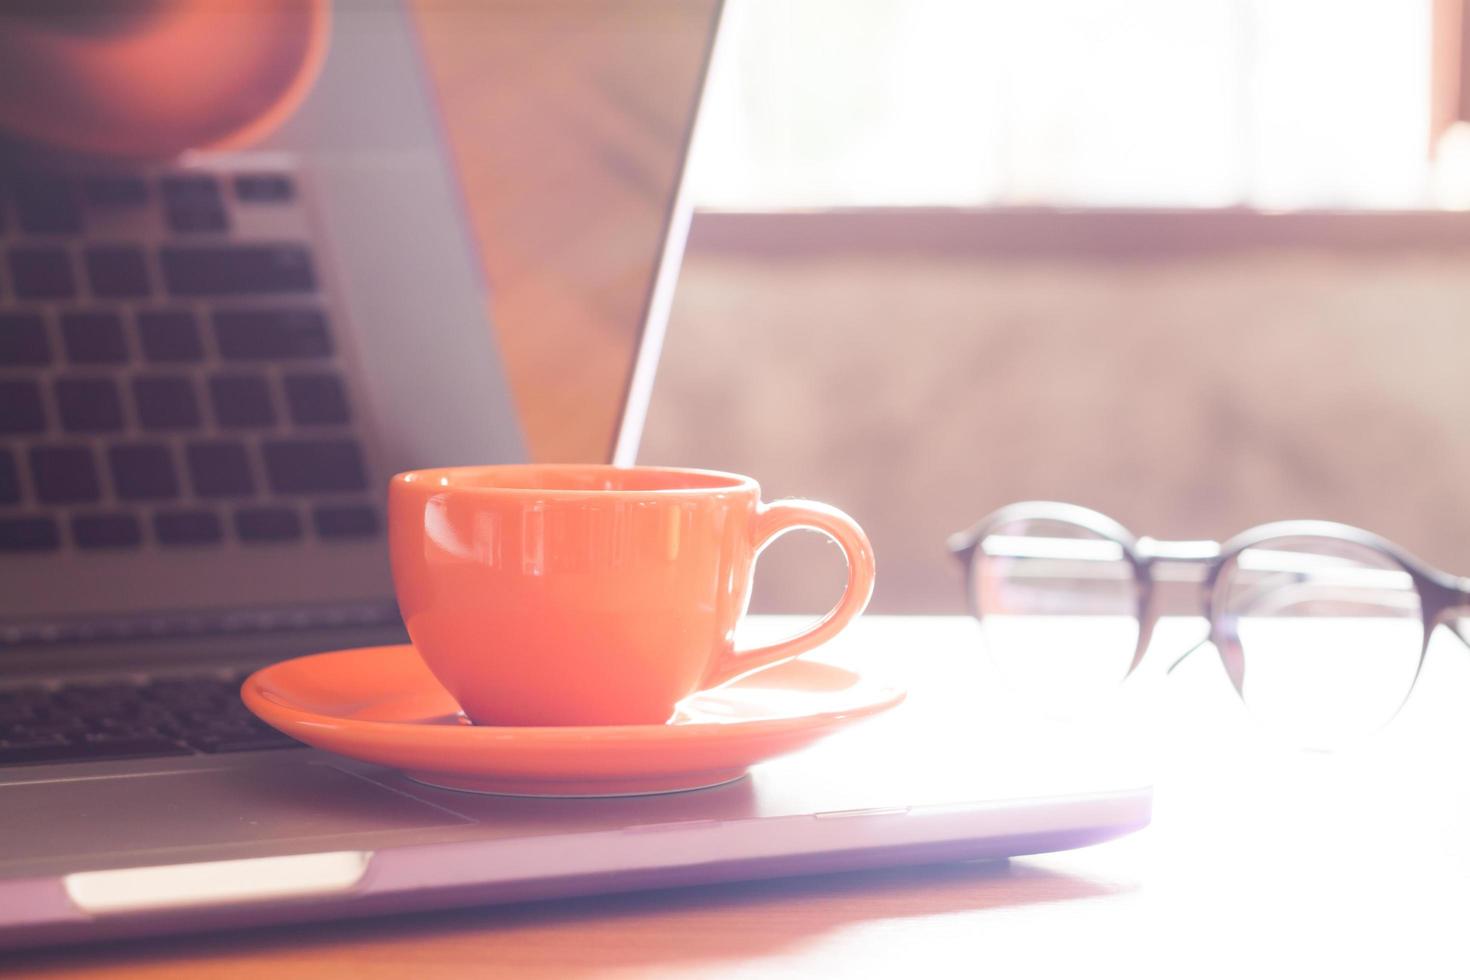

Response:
(242, 646), (905, 797)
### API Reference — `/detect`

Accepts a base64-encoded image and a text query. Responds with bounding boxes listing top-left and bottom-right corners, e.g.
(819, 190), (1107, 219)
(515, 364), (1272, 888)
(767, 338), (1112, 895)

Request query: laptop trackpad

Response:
(2, 762), (473, 864)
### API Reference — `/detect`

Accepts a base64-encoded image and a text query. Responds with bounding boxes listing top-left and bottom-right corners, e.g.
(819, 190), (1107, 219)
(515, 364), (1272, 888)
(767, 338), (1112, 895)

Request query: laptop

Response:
(0, 0), (1151, 950)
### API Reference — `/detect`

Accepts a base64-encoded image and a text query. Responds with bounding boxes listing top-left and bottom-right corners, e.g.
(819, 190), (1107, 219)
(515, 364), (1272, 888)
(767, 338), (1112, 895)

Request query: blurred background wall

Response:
(642, 210), (1470, 614)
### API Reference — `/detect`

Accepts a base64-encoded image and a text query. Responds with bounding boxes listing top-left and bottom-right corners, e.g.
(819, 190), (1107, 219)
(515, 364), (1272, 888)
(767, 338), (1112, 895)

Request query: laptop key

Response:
(235, 506), (303, 542)
(61, 311), (129, 364)
(56, 377), (125, 432)
(109, 443), (181, 501)
(161, 245), (314, 296)
(134, 310), (202, 364)
(8, 719), (86, 739)
(153, 509), (223, 545)
(87, 718), (158, 739)
(0, 517), (60, 552)
(313, 503), (379, 539)
(52, 681), (140, 709)
(109, 705), (178, 728)
(82, 175), (149, 208)
(30, 446), (101, 504)
(136, 310), (205, 363)
(84, 246), (152, 298)
(283, 372), (349, 425)
(165, 203), (229, 235)
(144, 678), (234, 704)
(185, 441), (255, 497)
(0, 380), (46, 434)
(85, 710), (156, 731)
(11, 174), (82, 235)
(262, 439), (367, 494)
(234, 174), (295, 203)
(72, 513), (143, 549)
(132, 375), (201, 430)
(159, 174), (221, 201)
(0, 735), (70, 752)
(85, 734), (191, 754)
(0, 737), (191, 767)
(192, 731), (300, 754)
(179, 707), (248, 728)
(0, 312), (50, 365)
(160, 174), (229, 234)
(0, 451), (19, 505)
(0, 688), (51, 710)
(194, 722), (259, 741)
(8, 248), (76, 300)
(209, 373), (276, 428)
(0, 672), (300, 763)
(213, 308), (330, 359)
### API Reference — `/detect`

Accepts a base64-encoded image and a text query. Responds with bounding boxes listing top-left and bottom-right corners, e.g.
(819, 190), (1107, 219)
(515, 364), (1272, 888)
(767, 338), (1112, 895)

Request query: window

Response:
(693, 0), (1437, 210)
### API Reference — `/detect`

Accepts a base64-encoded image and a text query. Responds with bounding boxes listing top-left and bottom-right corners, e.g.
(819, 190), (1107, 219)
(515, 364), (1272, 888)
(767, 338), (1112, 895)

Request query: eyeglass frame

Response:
(947, 501), (1470, 710)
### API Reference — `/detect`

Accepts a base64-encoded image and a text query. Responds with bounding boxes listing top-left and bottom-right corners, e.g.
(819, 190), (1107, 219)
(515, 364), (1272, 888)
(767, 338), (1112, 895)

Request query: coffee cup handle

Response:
(703, 499), (877, 689)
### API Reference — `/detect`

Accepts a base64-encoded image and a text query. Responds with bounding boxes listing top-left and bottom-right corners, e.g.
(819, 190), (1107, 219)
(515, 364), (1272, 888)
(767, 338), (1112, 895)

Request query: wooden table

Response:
(11, 616), (1470, 978)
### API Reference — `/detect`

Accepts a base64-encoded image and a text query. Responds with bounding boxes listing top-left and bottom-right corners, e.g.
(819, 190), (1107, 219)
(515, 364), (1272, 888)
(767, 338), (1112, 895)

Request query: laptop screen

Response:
(411, 1), (723, 465)
(0, 0), (721, 648)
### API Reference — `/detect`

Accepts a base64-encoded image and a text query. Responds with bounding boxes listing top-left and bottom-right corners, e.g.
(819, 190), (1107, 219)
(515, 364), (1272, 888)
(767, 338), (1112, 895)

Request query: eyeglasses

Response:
(947, 502), (1470, 747)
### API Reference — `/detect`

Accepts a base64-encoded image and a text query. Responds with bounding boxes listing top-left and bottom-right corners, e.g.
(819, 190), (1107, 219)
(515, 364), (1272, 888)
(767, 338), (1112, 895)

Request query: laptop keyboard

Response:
(0, 163), (381, 553)
(0, 672), (300, 767)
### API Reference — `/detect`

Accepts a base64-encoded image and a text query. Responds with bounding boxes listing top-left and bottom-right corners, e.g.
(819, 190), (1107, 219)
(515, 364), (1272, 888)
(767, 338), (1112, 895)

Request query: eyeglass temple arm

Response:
(1436, 577), (1470, 650)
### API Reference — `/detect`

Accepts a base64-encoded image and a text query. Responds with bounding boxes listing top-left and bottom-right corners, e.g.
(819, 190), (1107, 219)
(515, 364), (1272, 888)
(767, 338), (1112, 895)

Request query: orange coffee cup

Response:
(389, 465), (876, 727)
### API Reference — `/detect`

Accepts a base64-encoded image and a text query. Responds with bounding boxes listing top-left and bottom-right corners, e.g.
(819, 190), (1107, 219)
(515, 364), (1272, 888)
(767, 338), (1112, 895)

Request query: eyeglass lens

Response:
(1217, 535), (1423, 747)
(970, 517), (1140, 714)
